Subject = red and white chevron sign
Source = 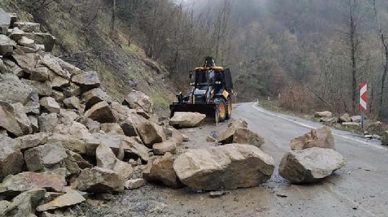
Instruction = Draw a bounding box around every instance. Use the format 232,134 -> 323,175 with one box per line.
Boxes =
359,82 -> 367,112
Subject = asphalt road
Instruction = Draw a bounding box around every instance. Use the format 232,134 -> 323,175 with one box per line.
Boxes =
231,102 -> 388,217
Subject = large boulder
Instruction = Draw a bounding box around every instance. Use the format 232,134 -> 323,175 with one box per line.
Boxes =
217,119 -> 264,147
16,132 -> 48,150
36,188 -> 85,212
111,102 -> 136,123
47,135 -> 85,156
0,74 -> 33,104
38,113 -> 58,133
12,50 -> 39,73
291,126 -> 335,150
0,169 -> 67,195
24,142 -> 68,172
314,111 -> 332,118
0,136 -> 24,181
22,79 -> 52,96
0,104 -> 24,137
82,88 -> 112,110
74,167 -> 126,193
71,71 -> 100,91
96,144 -> 133,180
2,189 -> 46,217
279,147 -> 346,183
63,96 -> 81,110
84,101 -> 116,123
173,144 -> 275,190
120,136 -> 150,162
339,113 -> 352,123
169,112 -> 206,128
120,113 -> 147,137
100,123 -> 124,135
123,90 -> 153,113
153,139 -> 177,155
136,121 -> 166,148
14,22 -> 40,32
0,35 -> 16,56
143,153 -> 183,188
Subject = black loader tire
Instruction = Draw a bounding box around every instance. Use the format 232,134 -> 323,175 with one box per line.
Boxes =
226,96 -> 232,119
215,98 -> 227,123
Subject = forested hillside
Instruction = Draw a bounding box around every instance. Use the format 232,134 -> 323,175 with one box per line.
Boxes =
4,0 -> 388,121
114,0 -> 388,122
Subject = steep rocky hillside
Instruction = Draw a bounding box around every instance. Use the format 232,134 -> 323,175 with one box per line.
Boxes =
1,0 -> 176,114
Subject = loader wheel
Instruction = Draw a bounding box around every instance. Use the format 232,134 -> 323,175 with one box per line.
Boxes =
226,97 -> 232,119
215,98 -> 227,122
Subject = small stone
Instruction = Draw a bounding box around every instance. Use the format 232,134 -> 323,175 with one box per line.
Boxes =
84,101 -> 116,123
125,178 -> 146,190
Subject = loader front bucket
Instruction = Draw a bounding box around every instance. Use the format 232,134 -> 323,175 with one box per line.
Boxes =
170,103 -> 218,120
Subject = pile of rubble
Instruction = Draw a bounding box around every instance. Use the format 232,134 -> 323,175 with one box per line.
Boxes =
144,119 -> 275,191
315,111 -> 388,145
0,10 -> 188,216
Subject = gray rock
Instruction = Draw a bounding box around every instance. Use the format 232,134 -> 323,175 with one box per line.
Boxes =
24,143 -> 68,172
22,79 -> 52,96
96,144 -> 133,179
0,8 -> 11,34
74,167 -> 126,193
0,169 -> 67,195
0,135 -> 23,181
41,54 -> 70,79
0,35 -> 16,56
38,113 -> 58,133
28,115 -> 39,132
18,36 -> 35,48
111,102 -> 136,123
123,90 -> 154,113
14,22 -> 41,32
51,90 -> 66,103
15,132 -> 48,150
174,144 -> 275,190
0,74 -> 33,104
101,123 -> 124,135
40,97 -> 61,113
2,58 -> 23,77
314,111 -> 332,118
85,133 -> 123,156
0,104 -> 24,137
12,49 -> 39,73
136,121 -> 166,148
143,153 -> 182,188
120,113 -> 147,137
2,189 -> 46,217
153,139 -> 177,155
71,71 -> 100,91
47,133 -> 87,155
291,126 -> 335,150
30,66 -> 49,82
120,136 -> 150,162
82,88 -> 112,110
62,83 -> 81,97
279,147 -> 346,183
63,96 -> 81,110
53,121 -> 92,141
36,188 -> 85,212
125,178 -> 146,190
83,118 -> 100,133
339,113 -> 352,123
84,101 -> 116,123
351,115 -> 362,123
9,102 -> 32,135
169,112 -> 206,128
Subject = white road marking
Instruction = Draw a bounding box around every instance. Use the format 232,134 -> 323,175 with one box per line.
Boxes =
251,103 -> 388,151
